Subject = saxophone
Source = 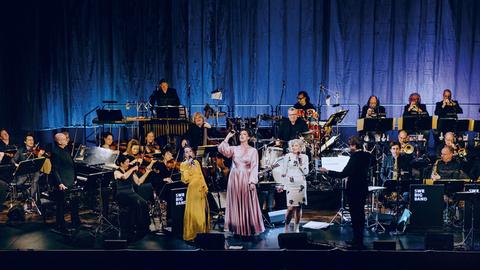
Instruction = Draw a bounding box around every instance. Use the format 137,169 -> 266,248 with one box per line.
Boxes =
431,159 -> 440,180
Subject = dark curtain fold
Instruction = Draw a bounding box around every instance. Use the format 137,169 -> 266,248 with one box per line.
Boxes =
1,0 -> 480,130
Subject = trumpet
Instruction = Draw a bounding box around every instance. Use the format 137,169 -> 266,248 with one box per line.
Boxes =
401,144 -> 415,155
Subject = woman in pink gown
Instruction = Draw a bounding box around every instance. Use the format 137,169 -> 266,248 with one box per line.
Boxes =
218,129 -> 265,236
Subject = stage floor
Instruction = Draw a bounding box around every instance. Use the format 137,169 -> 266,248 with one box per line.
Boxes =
0,207 -> 478,252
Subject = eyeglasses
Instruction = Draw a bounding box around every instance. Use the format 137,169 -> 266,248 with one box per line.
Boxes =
297,96 -> 305,100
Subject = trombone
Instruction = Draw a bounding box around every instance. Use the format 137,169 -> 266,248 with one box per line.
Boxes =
401,144 -> 414,155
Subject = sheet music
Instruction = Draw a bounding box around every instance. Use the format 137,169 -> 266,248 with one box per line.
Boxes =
321,156 -> 350,172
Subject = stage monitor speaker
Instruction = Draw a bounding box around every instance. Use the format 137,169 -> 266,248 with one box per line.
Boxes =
194,233 -> 225,250
170,187 -> 187,235
425,233 -> 453,250
104,239 -> 128,249
268,209 -> 287,224
278,233 -> 309,249
409,184 -> 444,230
373,240 -> 396,250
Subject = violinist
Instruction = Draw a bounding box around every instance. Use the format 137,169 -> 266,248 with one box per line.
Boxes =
144,131 -> 161,154
434,89 -> 463,119
181,112 -> 212,150
114,154 -> 154,239
100,132 -> 115,150
124,139 -> 142,164
13,133 -> 45,205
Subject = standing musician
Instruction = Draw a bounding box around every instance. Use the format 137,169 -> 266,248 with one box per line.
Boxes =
276,139 -> 309,233
277,107 -> 309,146
51,133 -> 81,231
13,134 -> 46,205
181,112 -> 212,150
434,89 -> 463,119
431,145 -> 468,180
179,146 -> 210,241
360,95 -> 386,119
114,154 -> 154,240
149,78 -> 181,118
403,93 -> 429,116
380,142 -> 411,185
320,136 -> 373,249
144,131 -> 161,154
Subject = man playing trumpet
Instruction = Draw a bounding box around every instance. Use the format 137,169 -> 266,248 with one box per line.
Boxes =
434,89 -> 463,119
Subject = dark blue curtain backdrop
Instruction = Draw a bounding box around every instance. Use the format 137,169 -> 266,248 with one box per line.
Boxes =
1,0 -> 479,130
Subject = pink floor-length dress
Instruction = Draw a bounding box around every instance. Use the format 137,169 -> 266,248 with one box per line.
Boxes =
218,141 -> 265,236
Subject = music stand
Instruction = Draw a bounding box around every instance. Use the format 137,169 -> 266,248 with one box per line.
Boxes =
357,118 -> 395,133
433,117 -> 470,133
96,109 -> 124,122
12,157 -> 46,215
324,110 -> 349,128
398,116 -> 432,132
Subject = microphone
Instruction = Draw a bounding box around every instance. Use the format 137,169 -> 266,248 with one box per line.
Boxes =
189,158 -> 195,166
282,80 -> 286,89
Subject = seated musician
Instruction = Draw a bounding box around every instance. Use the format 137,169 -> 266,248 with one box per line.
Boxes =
380,142 -> 412,185
360,95 -> 387,142
277,107 -> 309,146
149,78 -> 181,118
360,95 -> 386,119
114,154 -> 155,239
0,128 -> 15,164
51,133 -> 81,231
181,112 -> 212,150
434,89 -> 463,119
431,146 -> 468,180
144,131 -> 161,154
13,133 -> 45,205
403,93 -> 429,117
435,132 -> 456,157
123,139 -> 142,163
293,91 -> 315,117
100,132 -> 115,150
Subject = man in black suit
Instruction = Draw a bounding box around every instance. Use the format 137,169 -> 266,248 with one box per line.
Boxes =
277,107 -> 309,144
320,136 -> 373,249
149,79 -> 181,118
434,89 -> 463,119
51,133 -> 80,230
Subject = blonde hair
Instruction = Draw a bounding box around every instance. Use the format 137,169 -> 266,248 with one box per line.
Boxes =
125,139 -> 140,155
192,112 -> 205,124
288,139 -> 306,153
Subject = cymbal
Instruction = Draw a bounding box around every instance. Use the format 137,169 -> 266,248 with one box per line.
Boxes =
302,131 -> 315,135
206,111 -> 227,118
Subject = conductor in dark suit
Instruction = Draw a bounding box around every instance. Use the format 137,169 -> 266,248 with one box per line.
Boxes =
320,136 -> 373,249
51,132 -> 80,231
149,79 -> 181,118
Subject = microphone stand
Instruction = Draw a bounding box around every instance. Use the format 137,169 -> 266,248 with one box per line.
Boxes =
186,83 -> 192,119
275,81 -> 287,138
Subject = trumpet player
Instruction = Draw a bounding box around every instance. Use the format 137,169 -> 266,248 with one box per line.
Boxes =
431,146 -> 468,180
434,89 -> 463,119
403,93 -> 429,116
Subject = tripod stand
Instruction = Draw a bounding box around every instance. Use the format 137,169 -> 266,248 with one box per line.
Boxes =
329,178 -> 351,225
89,171 -> 119,238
